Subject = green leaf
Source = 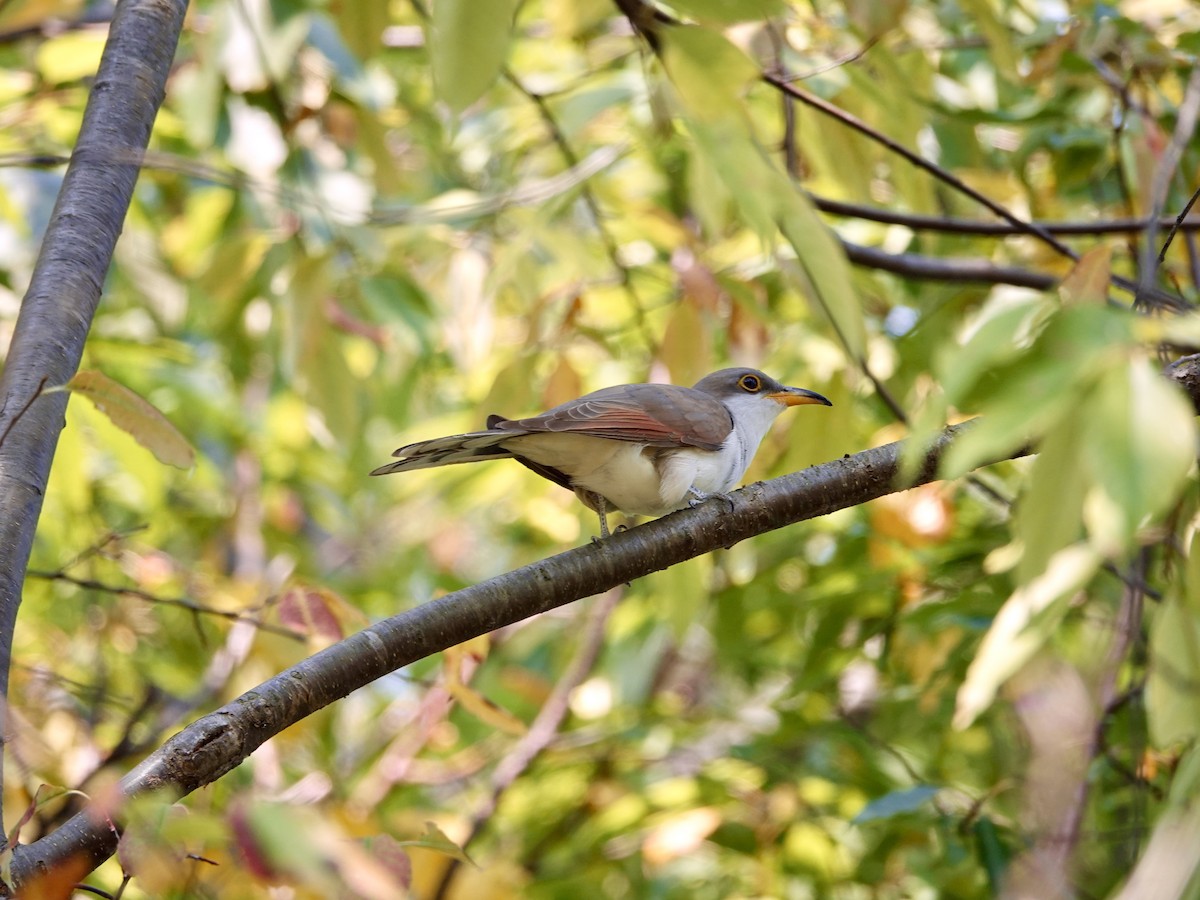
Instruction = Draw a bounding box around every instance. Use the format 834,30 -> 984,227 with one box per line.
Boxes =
668,0 -> 784,24
1147,591 -> 1200,747
959,0 -> 1019,79
954,543 -> 1101,729
936,295 -> 1053,404
1014,406 -> 1088,585
1082,359 -> 1196,554
395,822 -> 476,867
663,27 -> 864,359
662,26 -> 758,121
853,785 -> 940,823
1148,534 -> 1200,746
940,305 -> 1133,478
64,371 -> 195,469
777,198 -> 867,360
429,0 -> 519,112
35,30 -> 103,84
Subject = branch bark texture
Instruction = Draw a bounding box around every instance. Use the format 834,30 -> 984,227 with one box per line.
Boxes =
0,0 -> 187,850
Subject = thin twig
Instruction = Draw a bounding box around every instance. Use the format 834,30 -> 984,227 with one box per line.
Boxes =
763,75 -> 1189,310
0,376 -> 48,449
25,570 -> 301,640
504,70 -> 657,354
763,75 -> 1080,257
1160,186 -> 1200,267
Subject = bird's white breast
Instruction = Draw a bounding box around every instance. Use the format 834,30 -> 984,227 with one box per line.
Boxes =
502,433 -> 673,516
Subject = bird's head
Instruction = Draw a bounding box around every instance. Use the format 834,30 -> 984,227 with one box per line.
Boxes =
693,367 -> 831,409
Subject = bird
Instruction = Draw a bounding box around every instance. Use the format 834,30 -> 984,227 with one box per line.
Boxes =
371,367 -> 832,537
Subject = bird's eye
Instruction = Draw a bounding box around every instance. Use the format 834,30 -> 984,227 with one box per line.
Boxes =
738,374 -> 762,392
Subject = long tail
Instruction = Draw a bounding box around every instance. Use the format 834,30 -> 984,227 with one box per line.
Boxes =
369,430 -> 517,476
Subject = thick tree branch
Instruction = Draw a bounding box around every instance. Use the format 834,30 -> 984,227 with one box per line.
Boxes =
15,364 -> 1200,886
12,421 -> 974,884
0,0 -> 186,854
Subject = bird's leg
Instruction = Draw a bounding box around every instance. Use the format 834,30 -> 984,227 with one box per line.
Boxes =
687,486 -> 736,513
595,495 -> 611,541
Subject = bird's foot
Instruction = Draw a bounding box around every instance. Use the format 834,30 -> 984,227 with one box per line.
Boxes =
688,488 -> 736,513
590,522 -> 628,545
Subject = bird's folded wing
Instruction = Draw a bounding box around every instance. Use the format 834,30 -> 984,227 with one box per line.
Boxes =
494,384 -> 732,451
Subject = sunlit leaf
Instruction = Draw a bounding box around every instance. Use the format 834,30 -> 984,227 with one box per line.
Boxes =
941,305 -> 1133,478
395,822 -> 476,867
63,371 -> 195,469
662,26 -> 758,120
668,0 -> 784,24
429,0 -> 519,112
1082,359 -> 1196,553
1014,407 -> 1088,585
955,543 -> 1102,729
643,808 -> 722,864
35,30 -> 104,83
1148,534 -> 1200,746
778,198 -> 867,360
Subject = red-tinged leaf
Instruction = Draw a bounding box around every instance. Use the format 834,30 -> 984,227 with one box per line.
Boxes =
229,805 -> 279,882
65,370 -> 195,468
277,586 -> 346,643
8,784 -> 82,848
362,834 -> 413,890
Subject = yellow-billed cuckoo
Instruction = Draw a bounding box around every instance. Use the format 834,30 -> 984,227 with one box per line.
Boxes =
371,367 -> 831,536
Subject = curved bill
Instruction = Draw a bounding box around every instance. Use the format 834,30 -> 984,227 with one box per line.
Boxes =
768,387 -> 832,407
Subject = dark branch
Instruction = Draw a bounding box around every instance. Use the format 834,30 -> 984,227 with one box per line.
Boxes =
813,195 -> 1200,237
841,240 -> 1058,290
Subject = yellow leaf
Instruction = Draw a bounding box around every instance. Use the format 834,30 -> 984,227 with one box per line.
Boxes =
1059,245 -> 1111,306
64,371 -> 195,469
445,679 -> 526,736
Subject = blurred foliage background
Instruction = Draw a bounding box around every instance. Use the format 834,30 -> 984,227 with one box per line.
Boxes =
1,0 -> 1200,896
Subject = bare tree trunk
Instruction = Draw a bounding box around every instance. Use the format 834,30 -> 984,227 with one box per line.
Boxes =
0,0 -> 187,853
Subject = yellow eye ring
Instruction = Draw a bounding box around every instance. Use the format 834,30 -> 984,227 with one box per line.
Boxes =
738,374 -> 761,392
